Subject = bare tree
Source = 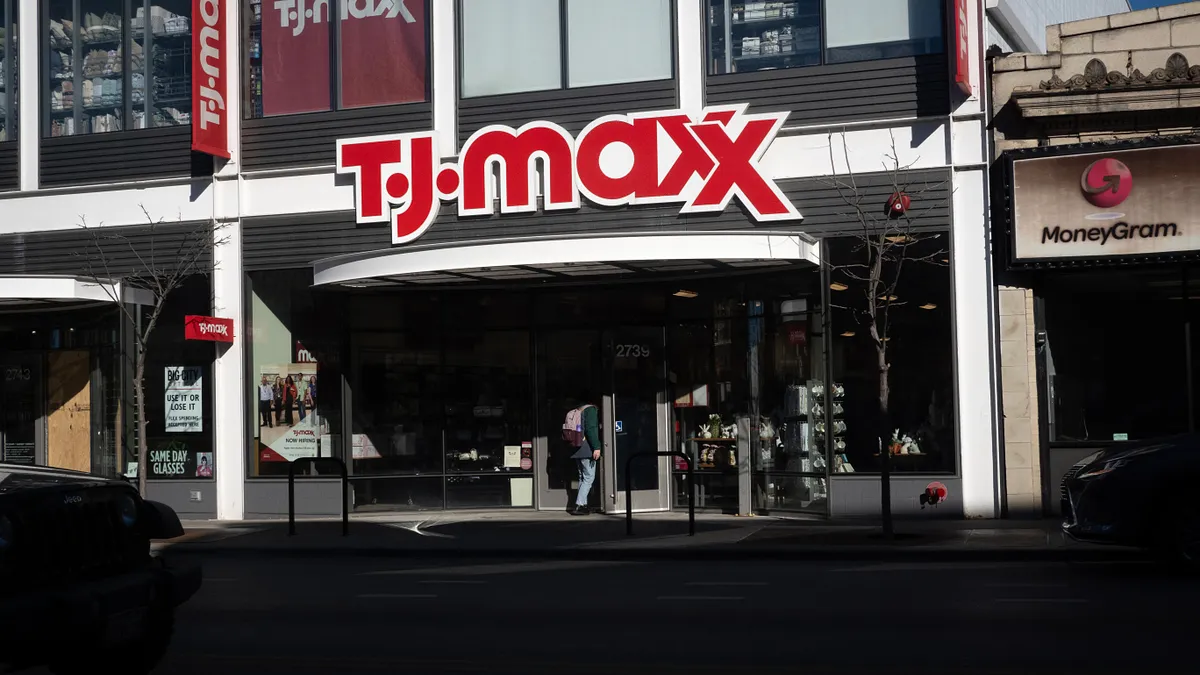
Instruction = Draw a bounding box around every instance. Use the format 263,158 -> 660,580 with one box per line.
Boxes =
76,207 -> 225,495
823,132 -> 950,537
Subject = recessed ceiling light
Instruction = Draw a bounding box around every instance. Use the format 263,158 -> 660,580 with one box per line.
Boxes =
881,337 -> 891,342
885,235 -> 913,243
830,282 -> 848,291
941,258 -> 950,264
840,331 -> 855,337
920,303 -> 937,310
674,290 -> 698,298
879,295 -> 899,302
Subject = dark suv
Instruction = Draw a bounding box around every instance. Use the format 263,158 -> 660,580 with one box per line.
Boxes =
0,463 -> 202,674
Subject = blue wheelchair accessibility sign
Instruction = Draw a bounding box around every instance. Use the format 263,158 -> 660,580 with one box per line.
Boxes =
615,420 -> 624,433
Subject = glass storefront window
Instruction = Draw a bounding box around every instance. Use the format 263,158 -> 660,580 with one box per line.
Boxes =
1040,268 -> 1191,443
824,0 -> 944,64
461,0 -> 672,98
826,234 -> 956,474
707,0 -> 944,75
246,0 -> 429,119
0,1 -> 18,142
248,270 -> 345,477
140,277 -> 216,480
45,0 -> 192,137
666,273 -> 830,514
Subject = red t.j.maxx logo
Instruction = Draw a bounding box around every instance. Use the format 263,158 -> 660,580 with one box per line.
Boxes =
336,104 -> 803,245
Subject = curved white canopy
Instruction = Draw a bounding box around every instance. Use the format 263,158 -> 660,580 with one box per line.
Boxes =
0,275 -> 154,308
313,233 -> 820,287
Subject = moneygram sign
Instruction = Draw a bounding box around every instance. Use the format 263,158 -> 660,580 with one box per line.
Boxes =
336,104 -> 802,245
1011,144 -> 1200,261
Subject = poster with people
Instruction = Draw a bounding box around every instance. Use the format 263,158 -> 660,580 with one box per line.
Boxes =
257,362 -> 327,463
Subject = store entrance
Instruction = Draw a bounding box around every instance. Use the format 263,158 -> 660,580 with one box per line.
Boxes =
536,327 -> 670,513
0,353 -> 42,466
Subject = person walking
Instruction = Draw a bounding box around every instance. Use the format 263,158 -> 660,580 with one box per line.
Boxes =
564,398 -> 602,516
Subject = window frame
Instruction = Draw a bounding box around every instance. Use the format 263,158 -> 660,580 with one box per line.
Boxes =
456,0 -> 678,101
1,0 -> 17,142
242,0 -> 433,121
704,0 -> 947,77
41,0 -> 194,138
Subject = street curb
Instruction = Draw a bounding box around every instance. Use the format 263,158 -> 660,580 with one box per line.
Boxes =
161,544 -> 1147,563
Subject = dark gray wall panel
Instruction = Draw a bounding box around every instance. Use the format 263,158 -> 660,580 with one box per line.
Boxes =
0,141 -> 17,192
830,475 -> 963,519
0,220 -> 213,276
40,127 -> 200,188
706,55 -> 950,127
145,480 -> 217,520
458,80 -> 677,145
243,169 -> 950,270
245,479 -> 343,518
241,103 -> 434,171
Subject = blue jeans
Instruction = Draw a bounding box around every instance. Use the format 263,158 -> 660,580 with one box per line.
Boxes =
575,458 -> 597,507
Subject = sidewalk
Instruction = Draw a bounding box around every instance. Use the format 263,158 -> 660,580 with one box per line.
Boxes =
156,511 -> 1146,562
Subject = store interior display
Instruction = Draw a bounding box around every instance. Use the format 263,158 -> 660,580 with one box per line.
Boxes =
0,10 -> 14,142
708,0 -> 820,75
248,0 -> 262,118
46,2 -> 190,137
137,4 -> 191,127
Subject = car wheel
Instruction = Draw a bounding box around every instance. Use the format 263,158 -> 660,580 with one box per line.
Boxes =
1155,495 -> 1200,573
49,608 -> 175,675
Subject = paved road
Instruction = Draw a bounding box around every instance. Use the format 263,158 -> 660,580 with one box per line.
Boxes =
39,553 -> 1200,674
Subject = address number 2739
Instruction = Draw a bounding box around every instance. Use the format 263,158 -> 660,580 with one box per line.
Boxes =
615,344 -> 651,358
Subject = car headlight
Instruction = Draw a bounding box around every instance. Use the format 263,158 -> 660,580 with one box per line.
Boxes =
116,494 -> 139,527
1079,458 -> 1129,479
0,515 -> 13,549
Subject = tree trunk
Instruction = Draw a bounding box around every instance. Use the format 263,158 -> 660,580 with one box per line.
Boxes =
134,359 -> 148,496
877,343 -> 893,538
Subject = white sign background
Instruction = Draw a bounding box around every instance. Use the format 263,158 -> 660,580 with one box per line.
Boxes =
164,366 -> 203,433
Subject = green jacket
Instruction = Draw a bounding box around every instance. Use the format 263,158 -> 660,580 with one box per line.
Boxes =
572,405 -> 602,459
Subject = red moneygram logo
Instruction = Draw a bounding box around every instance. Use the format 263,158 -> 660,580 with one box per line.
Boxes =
336,104 -> 803,245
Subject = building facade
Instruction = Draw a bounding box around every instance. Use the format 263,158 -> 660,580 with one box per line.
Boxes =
989,1 -> 1200,517
0,0 -> 1115,522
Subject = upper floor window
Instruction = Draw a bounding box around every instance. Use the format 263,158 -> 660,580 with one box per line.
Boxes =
707,0 -> 944,75
45,1 -> 193,137
460,0 -> 673,99
246,0 -> 429,119
0,1 -> 17,142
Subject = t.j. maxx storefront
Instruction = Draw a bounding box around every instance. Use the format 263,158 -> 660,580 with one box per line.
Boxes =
234,103 -> 963,520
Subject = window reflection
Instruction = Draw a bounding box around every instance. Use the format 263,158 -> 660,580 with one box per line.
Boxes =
707,0 -> 945,75
826,234 -> 956,474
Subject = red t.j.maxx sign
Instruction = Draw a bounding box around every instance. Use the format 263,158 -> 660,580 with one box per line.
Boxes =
336,104 -> 803,245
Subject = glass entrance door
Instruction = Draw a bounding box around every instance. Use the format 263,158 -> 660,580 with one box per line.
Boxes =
0,354 -> 41,466
602,327 -> 669,513
536,330 -> 604,511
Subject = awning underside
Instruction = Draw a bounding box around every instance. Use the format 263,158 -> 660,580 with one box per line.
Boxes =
335,259 -> 801,288
314,234 -> 821,289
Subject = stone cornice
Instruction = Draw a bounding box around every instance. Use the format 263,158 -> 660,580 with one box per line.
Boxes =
1040,52 -> 1200,92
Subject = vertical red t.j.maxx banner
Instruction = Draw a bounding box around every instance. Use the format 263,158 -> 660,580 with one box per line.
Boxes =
953,0 -> 972,96
192,0 -> 231,158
